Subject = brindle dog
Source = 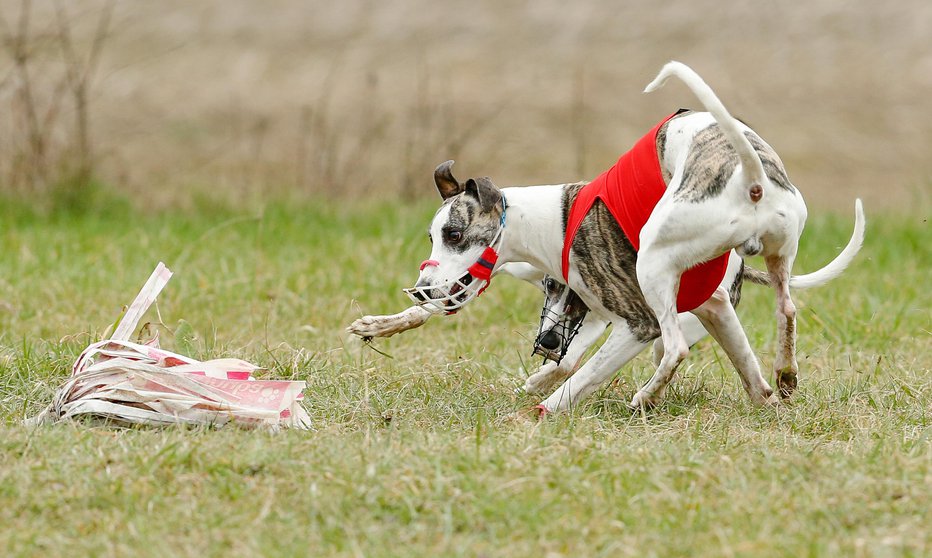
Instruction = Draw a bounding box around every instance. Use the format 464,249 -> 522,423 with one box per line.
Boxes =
352,63 -> 865,414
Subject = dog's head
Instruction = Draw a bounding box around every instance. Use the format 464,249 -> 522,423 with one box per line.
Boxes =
403,161 -> 506,314
533,276 -> 590,363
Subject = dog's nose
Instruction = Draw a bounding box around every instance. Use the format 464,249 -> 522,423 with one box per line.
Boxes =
538,329 -> 561,351
411,278 -> 432,302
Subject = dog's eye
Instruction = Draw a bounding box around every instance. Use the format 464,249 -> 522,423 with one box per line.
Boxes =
545,278 -> 556,291
443,230 -> 463,243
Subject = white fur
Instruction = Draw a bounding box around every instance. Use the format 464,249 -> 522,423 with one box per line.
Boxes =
787,199 -> 865,289
353,63 -> 865,414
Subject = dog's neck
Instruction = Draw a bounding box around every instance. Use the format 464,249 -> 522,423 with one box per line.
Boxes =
497,185 -> 566,278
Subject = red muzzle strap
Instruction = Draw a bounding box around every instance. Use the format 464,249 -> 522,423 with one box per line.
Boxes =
466,247 -> 498,282
466,247 -> 498,296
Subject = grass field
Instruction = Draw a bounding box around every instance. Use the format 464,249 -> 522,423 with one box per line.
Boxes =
1,1 -> 930,555
0,198 -> 929,557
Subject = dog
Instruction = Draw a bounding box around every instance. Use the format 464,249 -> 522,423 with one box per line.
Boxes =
347,259 -> 729,396
357,62 -> 865,414
348,252 -> 842,403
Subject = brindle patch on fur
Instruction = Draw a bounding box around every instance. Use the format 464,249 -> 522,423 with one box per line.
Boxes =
656,121 -> 673,184
561,182 -> 587,234
442,193 -> 503,254
561,184 -> 660,343
676,125 -> 794,203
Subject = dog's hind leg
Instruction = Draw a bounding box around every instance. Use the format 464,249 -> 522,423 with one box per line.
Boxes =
766,253 -> 799,398
651,312 -> 708,368
631,254 -> 689,409
538,325 -> 649,413
691,287 -> 778,405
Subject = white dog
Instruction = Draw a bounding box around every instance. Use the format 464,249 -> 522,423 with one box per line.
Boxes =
356,62 -> 865,414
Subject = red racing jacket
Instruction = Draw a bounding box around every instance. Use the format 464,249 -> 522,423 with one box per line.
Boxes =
561,111 -> 730,313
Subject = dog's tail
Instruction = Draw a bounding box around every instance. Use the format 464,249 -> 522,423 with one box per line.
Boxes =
644,61 -> 766,190
743,199 -> 866,289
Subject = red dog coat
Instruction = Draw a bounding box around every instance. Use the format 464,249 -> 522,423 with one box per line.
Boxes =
561,111 -> 730,313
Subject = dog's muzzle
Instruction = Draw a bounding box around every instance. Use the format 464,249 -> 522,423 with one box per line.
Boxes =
403,247 -> 498,315
533,306 -> 584,364
403,272 -> 485,315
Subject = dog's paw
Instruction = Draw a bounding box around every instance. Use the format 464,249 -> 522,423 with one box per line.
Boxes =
521,375 -> 551,396
347,307 -> 432,339
764,392 -> 783,407
751,386 -> 783,408
346,315 -> 403,339
776,368 -> 798,399
522,363 -> 572,396
513,382 -> 539,396
627,390 -> 661,412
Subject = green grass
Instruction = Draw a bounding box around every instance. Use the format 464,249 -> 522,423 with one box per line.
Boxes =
0,199 -> 929,557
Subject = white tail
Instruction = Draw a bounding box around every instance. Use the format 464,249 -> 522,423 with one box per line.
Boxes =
789,199 -> 866,289
645,61 -> 766,187
742,199 -> 866,289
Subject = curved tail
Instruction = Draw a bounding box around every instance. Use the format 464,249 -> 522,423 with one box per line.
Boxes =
743,199 -> 866,289
645,61 -> 766,187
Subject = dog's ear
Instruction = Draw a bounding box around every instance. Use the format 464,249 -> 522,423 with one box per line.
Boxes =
464,176 -> 501,213
434,160 -> 463,200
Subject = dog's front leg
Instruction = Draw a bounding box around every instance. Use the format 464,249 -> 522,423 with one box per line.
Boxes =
347,306 -> 433,339
523,316 -> 609,395
651,312 -> 708,367
538,325 -> 649,413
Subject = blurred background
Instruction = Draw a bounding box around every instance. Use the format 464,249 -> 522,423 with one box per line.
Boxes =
0,0 -> 929,211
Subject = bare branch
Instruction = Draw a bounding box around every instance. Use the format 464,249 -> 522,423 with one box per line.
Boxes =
83,0 -> 115,85
40,74 -> 70,131
52,0 -> 80,86
52,0 -> 116,184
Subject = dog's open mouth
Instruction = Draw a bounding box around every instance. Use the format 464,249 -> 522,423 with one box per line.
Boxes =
448,274 -> 472,302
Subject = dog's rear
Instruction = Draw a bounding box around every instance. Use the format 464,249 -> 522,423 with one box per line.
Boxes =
632,62 -> 865,406
650,61 -> 865,284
